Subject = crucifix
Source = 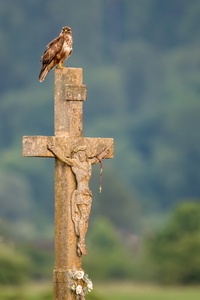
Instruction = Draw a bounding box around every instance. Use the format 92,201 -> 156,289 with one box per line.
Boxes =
22,67 -> 114,300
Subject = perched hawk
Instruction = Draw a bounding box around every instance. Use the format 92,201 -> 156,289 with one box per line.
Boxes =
39,26 -> 73,82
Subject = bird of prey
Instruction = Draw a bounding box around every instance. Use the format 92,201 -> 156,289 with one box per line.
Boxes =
39,26 -> 73,82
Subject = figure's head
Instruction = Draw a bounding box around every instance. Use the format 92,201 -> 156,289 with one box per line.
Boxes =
61,26 -> 72,35
72,145 -> 87,162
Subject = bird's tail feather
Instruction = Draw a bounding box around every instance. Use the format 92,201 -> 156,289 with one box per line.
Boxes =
39,66 -> 49,82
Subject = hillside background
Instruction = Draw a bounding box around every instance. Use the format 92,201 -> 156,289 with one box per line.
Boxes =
0,0 -> 200,287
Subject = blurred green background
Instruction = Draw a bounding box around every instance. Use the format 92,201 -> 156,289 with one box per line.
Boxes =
0,0 -> 200,299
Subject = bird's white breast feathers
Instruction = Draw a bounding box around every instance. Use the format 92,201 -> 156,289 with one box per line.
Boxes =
63,39 -> 72,54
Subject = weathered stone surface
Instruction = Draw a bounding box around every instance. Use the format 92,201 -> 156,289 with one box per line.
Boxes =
64,85 -> 87,101
23,136 -> 114,158
54,67 -> 86,137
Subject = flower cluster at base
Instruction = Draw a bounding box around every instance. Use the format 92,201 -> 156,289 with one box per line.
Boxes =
69,269 -> 93,300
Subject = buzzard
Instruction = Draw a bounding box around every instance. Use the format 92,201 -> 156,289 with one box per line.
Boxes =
39,26 -> 73,82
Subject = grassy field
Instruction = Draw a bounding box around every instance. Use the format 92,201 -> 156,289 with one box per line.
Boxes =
1,282 -> 200,300
97,282 -> 200,300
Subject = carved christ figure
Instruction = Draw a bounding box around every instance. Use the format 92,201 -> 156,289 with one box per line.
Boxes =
48,142 -> 109,256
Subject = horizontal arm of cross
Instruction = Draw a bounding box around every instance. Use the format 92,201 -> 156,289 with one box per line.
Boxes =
22,136 -> 114,159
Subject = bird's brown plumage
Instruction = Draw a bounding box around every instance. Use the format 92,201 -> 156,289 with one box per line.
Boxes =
39,26 -> 73,82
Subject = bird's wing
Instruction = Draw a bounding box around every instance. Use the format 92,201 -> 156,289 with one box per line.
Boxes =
41,36 -> 64,64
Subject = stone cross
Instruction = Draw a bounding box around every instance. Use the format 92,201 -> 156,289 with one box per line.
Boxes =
22,67 -> 114,300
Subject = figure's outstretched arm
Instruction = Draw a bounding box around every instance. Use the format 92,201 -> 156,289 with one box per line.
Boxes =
90,148 -> 110,165
47,142 -> 74,166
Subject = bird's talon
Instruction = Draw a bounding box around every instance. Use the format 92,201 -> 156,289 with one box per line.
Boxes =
58,62 -> 63,69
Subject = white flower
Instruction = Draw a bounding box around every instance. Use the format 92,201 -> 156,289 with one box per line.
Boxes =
76,285 -> 83,295
87,281 -> 93,292
83,273 -> 90,283
73,270 -> 85,280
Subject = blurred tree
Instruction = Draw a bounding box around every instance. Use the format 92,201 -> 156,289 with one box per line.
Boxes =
0,171 -> 35,222
147,201 -> 200,284
0,240 -> 31,284
83,218 -> 134,280
21,241 -> 53,280
90,167 -> 141,232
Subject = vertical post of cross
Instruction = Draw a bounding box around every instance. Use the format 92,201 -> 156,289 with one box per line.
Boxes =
53,68 -> 87,299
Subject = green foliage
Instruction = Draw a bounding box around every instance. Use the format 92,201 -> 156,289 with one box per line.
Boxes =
21,242 -> 54,280
147,201 -> 200,284
0,171 -> 35,221
0,238 -> 54,285
90,167 -> 141,231
0,241 -> 31,284
83,218 -> 134,280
